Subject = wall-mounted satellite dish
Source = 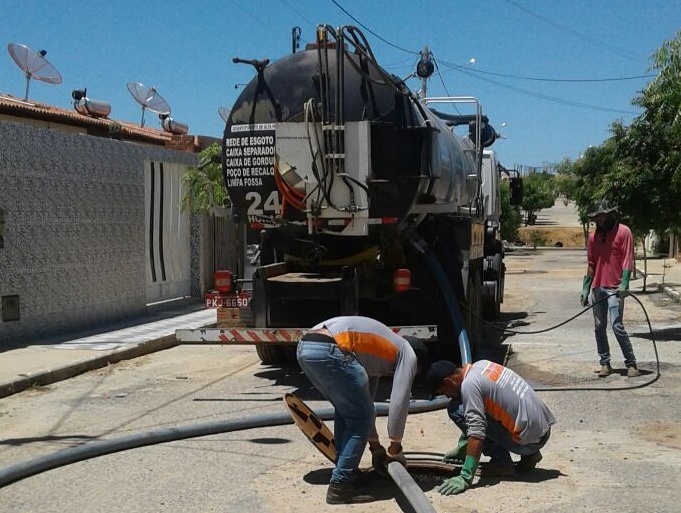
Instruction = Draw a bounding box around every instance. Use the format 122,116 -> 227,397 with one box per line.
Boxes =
7,43 -> 63,100
218,106 -> 231,123
72,88 -> 112,118
126,82 -> 171,127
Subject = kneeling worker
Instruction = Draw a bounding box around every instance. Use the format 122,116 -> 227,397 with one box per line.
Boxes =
427,359 -> 556,496
297,316 -> 429,505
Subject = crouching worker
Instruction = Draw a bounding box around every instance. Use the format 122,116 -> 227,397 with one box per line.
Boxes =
297,316 -> 429,505
427,359 -> 556,496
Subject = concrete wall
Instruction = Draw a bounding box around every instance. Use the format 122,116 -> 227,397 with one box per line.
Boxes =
0,121 -> 198,345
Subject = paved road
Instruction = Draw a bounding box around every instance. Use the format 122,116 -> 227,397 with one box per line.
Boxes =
1,249 -> 679,513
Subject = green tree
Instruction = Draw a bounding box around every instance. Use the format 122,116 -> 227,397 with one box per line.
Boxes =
499,180 -> 522,241
571,142 -> 618,224
180,143 -> 229,214
520,172 -> 555,225
609,29 -> 681,235
553,158 -> 579,204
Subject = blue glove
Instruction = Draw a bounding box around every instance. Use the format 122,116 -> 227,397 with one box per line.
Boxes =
437,455 -> 478,495
580,275 -> 593,307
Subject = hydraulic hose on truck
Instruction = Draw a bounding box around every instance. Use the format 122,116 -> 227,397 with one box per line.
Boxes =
409,234 -> 472,365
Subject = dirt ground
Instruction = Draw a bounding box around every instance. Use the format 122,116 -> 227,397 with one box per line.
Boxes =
517,226 -> 585,248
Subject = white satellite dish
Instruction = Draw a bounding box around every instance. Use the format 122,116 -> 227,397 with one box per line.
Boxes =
126,82 -> 171,127
7,43 -> 63,100
218,106 -> 231,123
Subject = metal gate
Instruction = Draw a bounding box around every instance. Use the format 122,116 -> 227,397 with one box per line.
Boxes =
145,160 -> 191,304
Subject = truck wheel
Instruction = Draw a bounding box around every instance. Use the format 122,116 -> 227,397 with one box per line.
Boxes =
256,344 -> 284,365
281,345 -> 300,367
482,293 -> 500,319
482,253 -> 502,319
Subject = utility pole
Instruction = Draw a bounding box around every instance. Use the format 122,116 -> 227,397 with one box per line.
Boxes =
416,47 -> 434,100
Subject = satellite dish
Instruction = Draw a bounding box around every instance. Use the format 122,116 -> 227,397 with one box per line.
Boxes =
7,43 -> 63,100
126,82 -> 171,127
218,106 -> 231,123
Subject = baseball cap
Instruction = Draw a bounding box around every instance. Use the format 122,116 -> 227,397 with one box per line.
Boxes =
426,360 -> 457,398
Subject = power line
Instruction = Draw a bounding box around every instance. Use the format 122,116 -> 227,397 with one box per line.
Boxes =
278,0 -> 316,27
445,63 -> 656,83
439,60 -> 640,115
499,0 -> 644,62
328,0 -> 419,55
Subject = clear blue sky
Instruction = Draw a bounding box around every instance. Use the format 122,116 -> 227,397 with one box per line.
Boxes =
1,1 -> 679,168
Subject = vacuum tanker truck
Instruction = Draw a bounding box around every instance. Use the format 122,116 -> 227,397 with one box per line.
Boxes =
177,25 -> 516,365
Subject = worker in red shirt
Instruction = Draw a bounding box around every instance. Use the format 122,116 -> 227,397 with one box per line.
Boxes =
580,200 -> 640,377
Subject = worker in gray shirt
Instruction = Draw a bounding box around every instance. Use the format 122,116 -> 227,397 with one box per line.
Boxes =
427,359 -> 556,495
297,316 -> 430,504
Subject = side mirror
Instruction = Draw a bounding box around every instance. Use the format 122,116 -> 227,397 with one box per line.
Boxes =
509,177 -> 523,206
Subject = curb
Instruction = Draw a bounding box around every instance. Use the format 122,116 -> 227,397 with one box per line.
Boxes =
636,266 -> 680,303
0,335 -> 180,399
660,284 -> 681,303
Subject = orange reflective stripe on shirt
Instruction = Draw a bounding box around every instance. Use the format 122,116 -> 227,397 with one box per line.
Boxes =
483,397 -> 522,443
334,331 -> 399,362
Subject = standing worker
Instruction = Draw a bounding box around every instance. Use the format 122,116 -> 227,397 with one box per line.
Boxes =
296,316 -> 429,505
580,200 -> 640,377
426,359 -> 556,496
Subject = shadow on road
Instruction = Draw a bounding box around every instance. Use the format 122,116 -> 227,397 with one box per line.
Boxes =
631,326 -> 681,342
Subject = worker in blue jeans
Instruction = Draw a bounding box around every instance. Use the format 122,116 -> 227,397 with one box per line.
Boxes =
296,316 -> 429,505
591,287 -> 637,372
581,200 -> 639,377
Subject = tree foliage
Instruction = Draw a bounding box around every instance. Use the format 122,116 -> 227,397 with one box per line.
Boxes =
520,172 -> 555,224
499,180 -> 522,241
609,29 -> 681,235
180,143 -> 229,214
552,158 -> 579,201
551,31 -> 681,239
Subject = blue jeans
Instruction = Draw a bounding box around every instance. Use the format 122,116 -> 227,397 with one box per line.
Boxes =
447,401 -> 549,462
591,287 -> 636,367
297,340 -> 375,483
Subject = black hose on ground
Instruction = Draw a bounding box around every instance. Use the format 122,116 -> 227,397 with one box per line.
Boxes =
0,398 -> 449,489
469,290 -> 662,392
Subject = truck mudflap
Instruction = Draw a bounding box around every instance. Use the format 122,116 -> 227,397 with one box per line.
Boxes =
175,325 -> 438,344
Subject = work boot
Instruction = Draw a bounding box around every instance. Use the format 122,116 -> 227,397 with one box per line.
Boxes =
516,451 -> 543,473
627,366 -> 641,377
477,461 -> 516,477
326,480 -> 376,505
477,454 -> 515,477
598,364 -> 613,377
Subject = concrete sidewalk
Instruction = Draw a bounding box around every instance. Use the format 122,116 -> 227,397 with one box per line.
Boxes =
0,303 -> 216,399
0,255 -> 678,400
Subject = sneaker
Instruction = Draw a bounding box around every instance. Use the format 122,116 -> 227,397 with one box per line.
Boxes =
326,480 -> 376,505
516,451 -> 543,473
627,366 -> 641,378
598,364 -> 613,377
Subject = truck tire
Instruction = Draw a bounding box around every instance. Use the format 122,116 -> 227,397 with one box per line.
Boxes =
482,291 -> 500,319
482,253 -> 502,319
255,344 -> 284,365
281,345 -> 300,367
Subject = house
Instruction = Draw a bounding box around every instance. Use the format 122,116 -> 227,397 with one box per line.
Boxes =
0,92 -> 221,345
